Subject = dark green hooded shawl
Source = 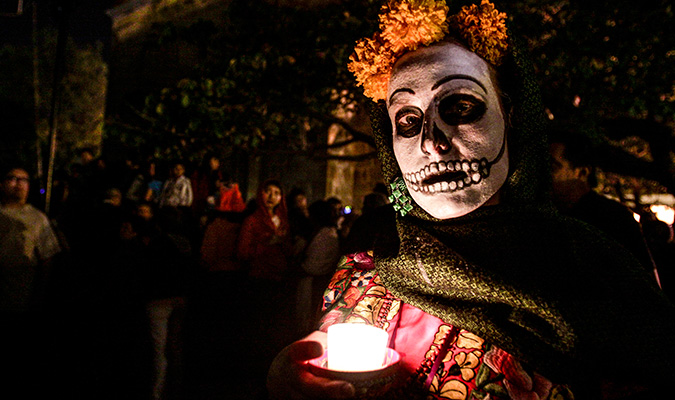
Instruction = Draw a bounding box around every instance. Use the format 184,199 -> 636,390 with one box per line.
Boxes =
369,27 -> 675,386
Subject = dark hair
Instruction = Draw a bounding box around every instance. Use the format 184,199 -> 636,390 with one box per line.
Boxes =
309,200 -> 336,228
549,122 -> 599,188
326,197 -> 342,206
287,187 -> 306,207
0,164 -> 29,179
264,179 -> 282,191
363,192 -> 389,213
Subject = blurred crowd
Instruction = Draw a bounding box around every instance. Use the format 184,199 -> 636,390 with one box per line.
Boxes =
1,146 -> 394,400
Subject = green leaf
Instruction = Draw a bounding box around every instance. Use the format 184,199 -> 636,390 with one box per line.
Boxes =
483,383 -> 508,397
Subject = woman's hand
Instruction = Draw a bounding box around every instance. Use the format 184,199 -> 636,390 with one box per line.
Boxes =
267,331 -> 355,399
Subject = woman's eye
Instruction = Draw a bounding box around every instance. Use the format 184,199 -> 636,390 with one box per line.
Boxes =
438,94 -> 486,126
395,107 -> 423,138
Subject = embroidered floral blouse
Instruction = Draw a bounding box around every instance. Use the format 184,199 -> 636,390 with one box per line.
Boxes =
318,252 -> 574,400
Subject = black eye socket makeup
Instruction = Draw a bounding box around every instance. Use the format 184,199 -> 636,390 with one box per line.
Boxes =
395,106 -> 424,138
438,94 -> 486,126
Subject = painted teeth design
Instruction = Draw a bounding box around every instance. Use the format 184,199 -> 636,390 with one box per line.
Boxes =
403,158 -> 491,193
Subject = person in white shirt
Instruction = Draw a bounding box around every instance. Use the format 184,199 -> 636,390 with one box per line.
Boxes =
158,162 -> 193,208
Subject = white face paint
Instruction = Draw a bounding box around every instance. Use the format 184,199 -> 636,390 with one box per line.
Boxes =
387,42 -> 509,219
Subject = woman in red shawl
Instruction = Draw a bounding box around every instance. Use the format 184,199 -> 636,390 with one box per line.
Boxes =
237,179 -> 295,380
237,179 -> 291,281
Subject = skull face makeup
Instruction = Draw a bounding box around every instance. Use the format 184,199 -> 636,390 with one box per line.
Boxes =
387,42 -> 509,219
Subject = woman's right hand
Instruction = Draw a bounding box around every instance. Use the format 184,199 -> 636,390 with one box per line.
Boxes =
267,330 -> 356,399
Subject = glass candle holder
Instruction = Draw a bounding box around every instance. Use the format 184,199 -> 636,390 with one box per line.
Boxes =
307,323 -> 401,398
326,323 -> 389,371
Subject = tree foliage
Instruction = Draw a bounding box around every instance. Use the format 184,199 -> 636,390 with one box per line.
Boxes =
0,27 -> 107,168
107,0 -> 675,196
110,0 -> 380,162
510,0 -> 675,197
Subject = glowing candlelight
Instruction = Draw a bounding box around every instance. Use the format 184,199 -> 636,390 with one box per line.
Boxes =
326,323 -> 389,372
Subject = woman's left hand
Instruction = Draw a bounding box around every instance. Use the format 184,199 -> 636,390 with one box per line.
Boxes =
267,331 -> 356,399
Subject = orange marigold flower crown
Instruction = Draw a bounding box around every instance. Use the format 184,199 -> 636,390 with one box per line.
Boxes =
348,0 -> 509,102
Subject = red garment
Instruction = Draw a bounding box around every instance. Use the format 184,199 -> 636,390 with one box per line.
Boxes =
217,183 -> 246,213
236,181 -> 291,281
318,252 -> 574,400
200,217 -> 242,272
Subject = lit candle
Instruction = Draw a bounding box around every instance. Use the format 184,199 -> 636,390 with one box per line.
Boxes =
326,323 -> 389,371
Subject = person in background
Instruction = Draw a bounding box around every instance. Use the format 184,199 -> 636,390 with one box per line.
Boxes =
190,153 -> 223,224
295,200 -> 341,336
237,179 -> 291,283
267,1 -> 675,399
215,177 -> 246,214
326,197 -> 347,242
97,187 -> 126,254
549,124 -> 660,282
287,187 -> 313,265
126,159 -> 162,205
0,165 -> 62,311
142,207 -> 194,400
158,161 -> 193,209
201,182 -> 248,275
236,179 -> 293,394
135,201 -> 156,222
158,161 -> 195,244
0,164 -> 62,397
341,189 -> 394,254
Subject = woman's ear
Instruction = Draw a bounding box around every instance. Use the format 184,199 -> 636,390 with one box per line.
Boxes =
501,92 -> 513,129
576,166 -> 591,182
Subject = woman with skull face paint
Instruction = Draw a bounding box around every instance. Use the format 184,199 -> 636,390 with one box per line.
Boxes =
267,1 -> 675,399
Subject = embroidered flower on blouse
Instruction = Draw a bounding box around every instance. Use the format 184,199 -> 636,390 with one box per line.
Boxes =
435,378 -> 468,400
456,331 -> 485,350
453,350 -> 482,381
353,251 -> 376,268
350,270 -> 375,287
342,286 -> 362,308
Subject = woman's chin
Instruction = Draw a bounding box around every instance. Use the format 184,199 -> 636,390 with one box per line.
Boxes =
412,190 -> 487,220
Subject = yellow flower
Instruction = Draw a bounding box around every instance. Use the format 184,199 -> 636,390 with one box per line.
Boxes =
449,0 -> 509,66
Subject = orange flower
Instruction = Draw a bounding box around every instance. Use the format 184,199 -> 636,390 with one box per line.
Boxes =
449,0 -> 509,66
379,0 -> 449,54
348,0 -> 509,102
348,33 -> 394,101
